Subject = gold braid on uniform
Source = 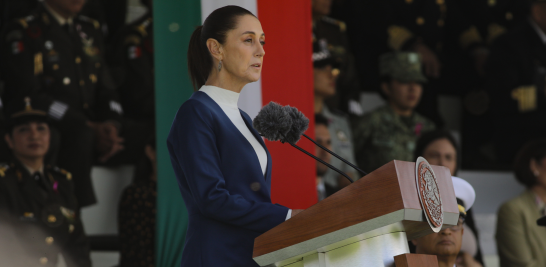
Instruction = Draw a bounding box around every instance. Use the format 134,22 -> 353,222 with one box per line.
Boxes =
459,26 -> 482,49
458,204 -> 467,217
487,23 -> 506,45
388,26 -> 414,51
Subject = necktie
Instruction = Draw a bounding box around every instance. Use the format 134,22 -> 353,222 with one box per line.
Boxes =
33,172 -> 50,192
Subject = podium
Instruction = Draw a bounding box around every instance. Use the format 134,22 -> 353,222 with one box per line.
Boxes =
253,160 -> 459,267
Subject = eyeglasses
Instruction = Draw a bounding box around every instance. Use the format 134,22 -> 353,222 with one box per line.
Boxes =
444,217 -> 465,232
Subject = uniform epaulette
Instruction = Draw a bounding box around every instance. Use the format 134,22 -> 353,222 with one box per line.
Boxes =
51,166 -> 72,180
16,15 -> 36,29
0,163 -> 10,177
78,15 -> 100,30
134,17 -> 152,37
321,16 -> 346,32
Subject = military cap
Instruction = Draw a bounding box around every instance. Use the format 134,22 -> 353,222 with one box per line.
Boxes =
5,96 -> 50,129
451,176 -> 476,218
312,38 -> 337,68
379,52 -> 427,83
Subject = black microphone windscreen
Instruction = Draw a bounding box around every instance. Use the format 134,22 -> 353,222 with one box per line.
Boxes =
253,102 -> 293,142
283,106 -> 309,144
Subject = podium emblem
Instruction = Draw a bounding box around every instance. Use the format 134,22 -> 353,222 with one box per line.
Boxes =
415,157 -> 443,232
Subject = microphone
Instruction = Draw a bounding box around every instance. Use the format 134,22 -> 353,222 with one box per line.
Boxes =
283,105 -> 367,177
253,102 -> 365,184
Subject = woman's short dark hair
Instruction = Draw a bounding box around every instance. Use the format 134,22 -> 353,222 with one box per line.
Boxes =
413,130 -> 459,173
187,6 -> 256,91
514,139 -> 546,188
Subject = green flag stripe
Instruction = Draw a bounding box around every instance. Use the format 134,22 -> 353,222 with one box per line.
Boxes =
154,0 -> 201,266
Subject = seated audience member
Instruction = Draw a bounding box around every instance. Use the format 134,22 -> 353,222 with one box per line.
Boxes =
118,136 -> 157,267
414,130 -> 484,266
412,177 -> 477,267
110,0 -> 154,123
312,0 -> 360,114
313,38 -> 358,196
0,96 -> 91,267
496,139 -> 546,267
352,52 -> 435,172
484,0 -> 546,167
314,114 -> 332,201
0,0 -> 152,207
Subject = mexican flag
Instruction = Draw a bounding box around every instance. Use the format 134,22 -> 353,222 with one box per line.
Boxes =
154,0 -> 317,266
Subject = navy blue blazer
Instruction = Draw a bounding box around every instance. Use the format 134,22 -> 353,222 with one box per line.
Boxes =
167,91 -> 289,267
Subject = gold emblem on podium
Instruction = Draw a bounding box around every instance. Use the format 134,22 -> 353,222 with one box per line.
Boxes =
415,157 -> 443,232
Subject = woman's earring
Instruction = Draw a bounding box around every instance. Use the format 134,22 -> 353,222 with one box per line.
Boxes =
218,60 -> 222,72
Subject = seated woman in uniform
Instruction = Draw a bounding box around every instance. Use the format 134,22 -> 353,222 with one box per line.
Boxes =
0,96 -> 91,267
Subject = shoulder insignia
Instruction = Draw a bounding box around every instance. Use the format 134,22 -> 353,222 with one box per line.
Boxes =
124,34 -> 141,46
78,15 -> 100,29
42,13 -> 50,25
387,25 -> 414,50
16,15 -> 36,29
0,163 -> 9,177
52,166 -> 72,180
459,26 -> 483,49
136,24 -> 148,37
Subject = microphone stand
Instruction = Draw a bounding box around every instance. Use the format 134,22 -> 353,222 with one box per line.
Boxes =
276,133 -> 354,184
302,133 -> 368,176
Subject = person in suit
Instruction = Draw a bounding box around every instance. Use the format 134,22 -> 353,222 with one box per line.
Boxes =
484,0 -> 546,167
167,6 -> 302,267
0,96 -> 91,267
496,139 -> 546,267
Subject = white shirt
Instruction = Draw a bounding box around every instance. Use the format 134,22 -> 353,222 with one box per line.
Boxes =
199,85 -> 292,220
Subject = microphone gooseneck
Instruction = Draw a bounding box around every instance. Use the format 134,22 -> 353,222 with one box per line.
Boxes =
287,141 -> 354,183
302,133 -> 368,176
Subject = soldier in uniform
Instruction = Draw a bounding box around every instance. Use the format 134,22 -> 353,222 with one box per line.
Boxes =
0,0 -> 149,207
484,0 -> 546,167
351,52 -> 435,173
0,96 -> 91,267
313,38 -> 359,196
110,0 -> 154,122
383,0 -> 485,127
312,0 -> 361,115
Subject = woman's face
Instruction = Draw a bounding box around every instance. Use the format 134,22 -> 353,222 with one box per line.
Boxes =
531,157 -> 546,189
314,65 -> 336,98
423,138 -> 457,175
221,15 -> 265,84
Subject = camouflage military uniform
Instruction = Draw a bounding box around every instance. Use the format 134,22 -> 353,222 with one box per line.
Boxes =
321,106 -> 358,191
351,105 -> 435,172
0,161 -> 91,267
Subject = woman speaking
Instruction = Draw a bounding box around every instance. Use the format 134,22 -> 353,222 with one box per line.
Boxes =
167,5 -> 301,267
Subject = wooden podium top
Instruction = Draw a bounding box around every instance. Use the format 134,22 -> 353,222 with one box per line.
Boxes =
253,160 -> 458,266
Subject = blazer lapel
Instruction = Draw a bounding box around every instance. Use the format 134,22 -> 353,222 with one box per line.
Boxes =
240,110 -> 271,181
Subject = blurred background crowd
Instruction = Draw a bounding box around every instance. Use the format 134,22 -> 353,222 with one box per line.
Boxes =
0,0 -> 545,266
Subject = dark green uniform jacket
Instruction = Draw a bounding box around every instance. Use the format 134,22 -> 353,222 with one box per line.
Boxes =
0,160 -> 90,267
